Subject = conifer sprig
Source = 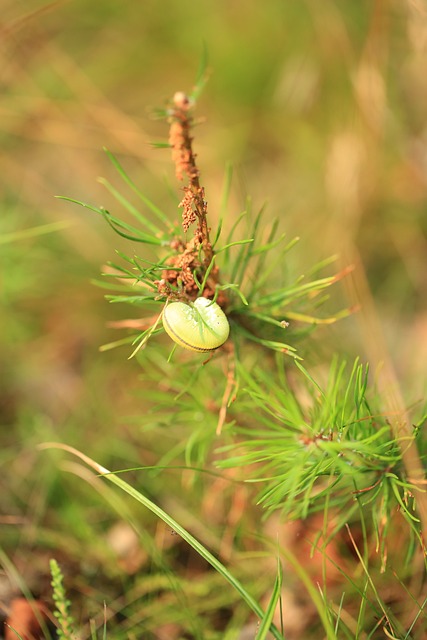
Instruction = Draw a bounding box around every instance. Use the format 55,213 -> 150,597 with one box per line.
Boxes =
56,54 -> 355,367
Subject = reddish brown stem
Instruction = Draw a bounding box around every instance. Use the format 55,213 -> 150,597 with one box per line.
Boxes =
168,92 -> 214,270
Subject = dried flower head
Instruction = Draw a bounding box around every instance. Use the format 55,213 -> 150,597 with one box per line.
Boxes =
179,187 -> 197,232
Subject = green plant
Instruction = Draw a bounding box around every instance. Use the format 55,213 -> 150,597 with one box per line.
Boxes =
50,559 -> 76,640
51,76 -> 427,639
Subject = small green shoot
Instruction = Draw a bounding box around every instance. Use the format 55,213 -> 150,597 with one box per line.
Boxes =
50,558 -> 76,640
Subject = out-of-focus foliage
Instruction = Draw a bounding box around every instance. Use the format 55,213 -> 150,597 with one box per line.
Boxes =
1,1 -> 426,638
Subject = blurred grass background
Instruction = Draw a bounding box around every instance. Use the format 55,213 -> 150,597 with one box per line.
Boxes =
1,0 -> 427,638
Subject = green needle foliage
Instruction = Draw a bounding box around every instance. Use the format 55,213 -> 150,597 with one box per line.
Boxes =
56,78 -> 427,639
59,146 -> 353,388
58,73 -> 352,370
219,358 -> 416,531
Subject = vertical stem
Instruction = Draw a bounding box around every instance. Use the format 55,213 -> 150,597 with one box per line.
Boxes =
169,92 -> 214,269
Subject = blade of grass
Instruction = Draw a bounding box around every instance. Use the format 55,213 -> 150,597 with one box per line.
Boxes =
4,625 -> 25,640
39,443 -> 285,640
254,534 -> 337,640
255,560 -> 283,640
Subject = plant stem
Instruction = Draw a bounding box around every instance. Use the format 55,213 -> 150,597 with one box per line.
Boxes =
168,92 -> 214,270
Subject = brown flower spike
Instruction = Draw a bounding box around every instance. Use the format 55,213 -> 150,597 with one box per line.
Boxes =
160,91 -> 223,304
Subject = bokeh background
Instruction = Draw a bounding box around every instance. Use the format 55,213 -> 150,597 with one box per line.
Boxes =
1,1 -> 426,638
